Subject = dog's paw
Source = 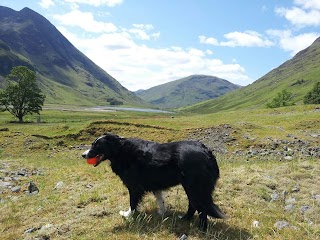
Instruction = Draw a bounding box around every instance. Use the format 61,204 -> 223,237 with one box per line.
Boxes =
157,208 -> 166,216
119,208 -> 134,218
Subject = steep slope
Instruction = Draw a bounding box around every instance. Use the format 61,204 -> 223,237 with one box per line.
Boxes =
0,6 -> 144,106
136,75 -> 240,109
183,37 -> 320,113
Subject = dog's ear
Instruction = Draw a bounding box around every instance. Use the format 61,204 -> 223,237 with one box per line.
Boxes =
103,133 -> 124,141
103,132 -> 119,139
103,133 -> 123,147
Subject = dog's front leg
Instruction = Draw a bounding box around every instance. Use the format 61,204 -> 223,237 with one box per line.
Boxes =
119,207 -> 134,218
119,189 -> 143,218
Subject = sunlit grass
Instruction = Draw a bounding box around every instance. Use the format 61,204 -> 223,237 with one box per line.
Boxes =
0,105 -> 319,239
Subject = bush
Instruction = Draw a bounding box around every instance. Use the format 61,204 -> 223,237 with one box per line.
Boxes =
304,82 -> 320,104
107,97 -> 123,106
266,90 -> 294,108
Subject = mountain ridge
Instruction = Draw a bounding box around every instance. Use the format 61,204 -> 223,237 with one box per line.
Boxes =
136,74 -> 240,109
0,6 -> 145,106
183,36 -> 320,113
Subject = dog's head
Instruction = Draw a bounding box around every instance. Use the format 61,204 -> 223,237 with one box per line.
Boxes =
82,133 -> 122,167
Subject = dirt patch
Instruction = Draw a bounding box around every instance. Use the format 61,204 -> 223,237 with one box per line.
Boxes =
187,124 -> 236,154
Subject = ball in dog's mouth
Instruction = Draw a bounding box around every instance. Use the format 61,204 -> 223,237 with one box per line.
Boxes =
86,155 -> 104,167
86,157 -> 98,165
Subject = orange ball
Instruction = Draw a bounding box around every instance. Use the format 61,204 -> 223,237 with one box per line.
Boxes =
87,157 -> 98,165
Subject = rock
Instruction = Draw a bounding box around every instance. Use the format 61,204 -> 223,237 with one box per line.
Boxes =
54,181 -> 64,190
312,194 -> 320,200
11,186 -> 21,193
24,227 -> 40,234
17,169 -> 27,176
274,220 -> 290,230
281,190 -> 288,199
40,223 -> 53,231
271,192 -> 279,201
284,156 -> 293,160
284,204 -> 295,212
0,181 -> 13,188
285,197 -> 296,204
38,223 -> 55,237
252,220 -> 260,228
3,177 -> 12,182
291,185 -> 300,193
300,205 -> 311,213
178,234 -> 188,240
28,181 -> 39,193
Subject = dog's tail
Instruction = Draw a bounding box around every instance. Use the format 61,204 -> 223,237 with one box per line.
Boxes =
208,203 -> 228,219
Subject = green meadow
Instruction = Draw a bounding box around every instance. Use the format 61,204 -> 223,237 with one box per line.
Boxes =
0,105 -> 319,239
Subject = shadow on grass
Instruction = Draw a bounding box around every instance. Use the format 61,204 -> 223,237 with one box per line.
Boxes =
111,210 -> 251,240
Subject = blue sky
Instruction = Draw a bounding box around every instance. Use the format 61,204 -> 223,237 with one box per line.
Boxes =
1,0 -> 319,91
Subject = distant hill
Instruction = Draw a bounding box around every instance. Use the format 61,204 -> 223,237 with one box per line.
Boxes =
135,75 -> 240,109
183,36 -> 320,113
0,6 -> 145,106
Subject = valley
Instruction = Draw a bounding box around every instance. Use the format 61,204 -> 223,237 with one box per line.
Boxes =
0,4 -> 320,240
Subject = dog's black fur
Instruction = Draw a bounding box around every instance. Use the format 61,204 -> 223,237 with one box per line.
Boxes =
82,133 -> 226,230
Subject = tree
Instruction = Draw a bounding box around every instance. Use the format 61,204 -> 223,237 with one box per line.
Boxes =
304,82 -> 320,104
266,89 -> 294,108
0,66 -> 45,123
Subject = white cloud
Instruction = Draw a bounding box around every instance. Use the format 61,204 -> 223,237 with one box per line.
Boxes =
294,0 -> 320,10
220,31 -> 274,47
53,10 -> 117,33
39,0 -> 55,8
276,7 -> 320,27
267,29 -> 319,56
132,24 -> 154,31
199,35 -> 219,45
58,27 -> 250,90
54,10 -> 160,41
206,49 -> 213,55
127,24 -> 160,40
63,0 -> 123,7
199,31 -> 274,48
275,0 -> 320,27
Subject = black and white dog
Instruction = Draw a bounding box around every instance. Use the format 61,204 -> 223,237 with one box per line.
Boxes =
82,133 -> 226,230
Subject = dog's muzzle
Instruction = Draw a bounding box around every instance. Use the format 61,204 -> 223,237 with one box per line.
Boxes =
82,149 -> 90,159
82,150 -> 105,167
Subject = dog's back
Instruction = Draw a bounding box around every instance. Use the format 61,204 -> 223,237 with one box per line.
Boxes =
113,139 -> 219,192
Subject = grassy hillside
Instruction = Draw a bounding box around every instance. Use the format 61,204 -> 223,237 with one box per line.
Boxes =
136,75 -> 239,109
0,105 -> 319,239
0,6 -> 145,107
183,37 -> 320,114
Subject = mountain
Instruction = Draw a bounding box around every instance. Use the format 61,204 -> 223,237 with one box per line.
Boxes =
135,75 -> 240,109
183,37 -> 320,113
0,6 -> 144,106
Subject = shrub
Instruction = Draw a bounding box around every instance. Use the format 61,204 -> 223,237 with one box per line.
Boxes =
266,89 -> 294,108
304,82 -> 320,104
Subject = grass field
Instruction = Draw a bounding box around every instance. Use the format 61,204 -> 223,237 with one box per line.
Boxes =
0,105 -> 319,239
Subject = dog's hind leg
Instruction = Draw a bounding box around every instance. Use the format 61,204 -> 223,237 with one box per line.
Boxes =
199,212 -> 208,231
153,191 -> 166,215
179,202 -> 196,220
